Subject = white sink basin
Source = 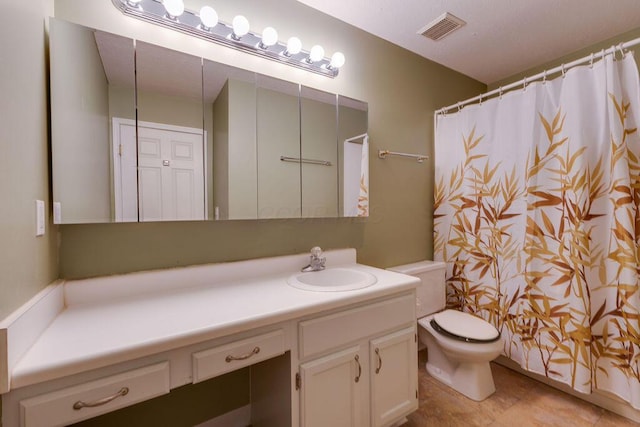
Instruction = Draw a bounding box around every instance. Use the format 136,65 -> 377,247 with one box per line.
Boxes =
287,267 -> 377,292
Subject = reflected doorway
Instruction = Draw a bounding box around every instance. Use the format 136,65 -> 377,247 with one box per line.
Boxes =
112,118 -> 207,222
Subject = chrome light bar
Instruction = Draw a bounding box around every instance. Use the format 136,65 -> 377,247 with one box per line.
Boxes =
111,0 -> 343,78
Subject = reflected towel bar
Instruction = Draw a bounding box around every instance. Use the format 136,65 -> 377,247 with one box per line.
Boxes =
280,156 -> 332,166
378,150 -> 428,163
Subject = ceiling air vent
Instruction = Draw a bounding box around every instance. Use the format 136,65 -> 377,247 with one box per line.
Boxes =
418,12 -> 466,41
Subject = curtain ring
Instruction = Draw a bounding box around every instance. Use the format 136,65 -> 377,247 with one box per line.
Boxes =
589,53 -> 594,68
561,63 -> 566,78
618,43 -> 626,59
499,86 -> 503,99
457,102 -> 461,112
542,70 -> 547,85
479,93 -> 483,106
523,77 -> 527,91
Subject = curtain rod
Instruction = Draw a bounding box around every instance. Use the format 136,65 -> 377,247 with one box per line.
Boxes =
436,36 -> 640,115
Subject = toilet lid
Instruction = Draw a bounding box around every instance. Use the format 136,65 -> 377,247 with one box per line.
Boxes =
431,310 -> 500,343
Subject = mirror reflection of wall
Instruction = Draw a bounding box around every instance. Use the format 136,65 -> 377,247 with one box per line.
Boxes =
51,19 -> 135,224
205,60 -> 257,220
339,96 -> 369,217
50,19 -> 368,224
257,75 -> 301,219
301,86 -> 338,218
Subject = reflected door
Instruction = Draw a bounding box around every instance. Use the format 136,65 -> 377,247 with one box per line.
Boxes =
115,120 -> 205,221
138,124 -> 205,221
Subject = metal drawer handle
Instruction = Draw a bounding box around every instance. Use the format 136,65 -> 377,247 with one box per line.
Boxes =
225,346 -> 260,362
375,348 -> 383,374
73,387 -> 129,410
354,354 -> 361,383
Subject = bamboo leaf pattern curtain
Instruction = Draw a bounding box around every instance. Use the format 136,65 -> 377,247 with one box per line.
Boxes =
434,54 -> 640,407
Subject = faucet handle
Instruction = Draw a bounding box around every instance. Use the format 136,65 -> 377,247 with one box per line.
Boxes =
310,246 -> 323,257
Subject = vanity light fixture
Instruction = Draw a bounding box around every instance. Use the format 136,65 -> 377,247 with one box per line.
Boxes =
111,0 -> 345,77
198,6 -> 218,30
329,52 -> 346,70
260,27 -> 278,49
284,36 -> 302,56
163,0 -> 185,19
307,45 -> 325,63
231,15 -> 250,40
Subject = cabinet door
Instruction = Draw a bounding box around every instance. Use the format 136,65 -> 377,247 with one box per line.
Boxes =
299,346 -> 363,427
370,327 -> 418,427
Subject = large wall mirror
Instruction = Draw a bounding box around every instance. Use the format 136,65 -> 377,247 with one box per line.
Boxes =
50,18 -> 368,224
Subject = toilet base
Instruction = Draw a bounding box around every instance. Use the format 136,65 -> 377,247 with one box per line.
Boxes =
426,360 -> 496,401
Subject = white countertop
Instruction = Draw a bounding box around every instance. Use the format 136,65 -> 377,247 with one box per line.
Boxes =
9,250 -> 419,390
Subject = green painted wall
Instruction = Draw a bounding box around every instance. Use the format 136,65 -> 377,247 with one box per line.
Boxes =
53,0 -> 485,279
0,1 -> 58,320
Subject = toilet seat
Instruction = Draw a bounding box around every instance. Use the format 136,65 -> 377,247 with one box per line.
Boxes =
430,309 -> 500,343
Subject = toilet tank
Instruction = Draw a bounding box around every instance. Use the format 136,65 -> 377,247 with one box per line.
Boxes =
388,261 -> 447,318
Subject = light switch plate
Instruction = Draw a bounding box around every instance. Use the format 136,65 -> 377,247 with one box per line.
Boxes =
36,200 -> 45,236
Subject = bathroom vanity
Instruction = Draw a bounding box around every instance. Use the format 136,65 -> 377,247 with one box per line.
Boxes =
0,249 -> 419,426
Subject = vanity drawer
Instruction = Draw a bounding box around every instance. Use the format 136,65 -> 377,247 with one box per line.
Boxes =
192,329 -> 285,383
299,293 -> 415,359
20,362 -> 170,427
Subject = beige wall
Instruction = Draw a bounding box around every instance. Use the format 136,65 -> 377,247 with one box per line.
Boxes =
0,1 -> 58,319
53,0 -> 485,279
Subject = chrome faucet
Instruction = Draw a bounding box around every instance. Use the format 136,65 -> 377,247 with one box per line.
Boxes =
301,246 -> 326,272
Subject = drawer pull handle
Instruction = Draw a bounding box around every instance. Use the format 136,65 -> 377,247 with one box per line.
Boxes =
375,348 -> 383,374
354,354 -> 361,383
225,346 -> 260,362
72,387 -> 129,410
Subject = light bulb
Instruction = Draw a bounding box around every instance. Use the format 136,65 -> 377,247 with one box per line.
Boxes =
199,6 -> 218,29
126,0 -> 142,7
329,52 -> 345,69
232,15 -> 250,39
163,0 -> 184,18
260,27 -> 278,48
285,37 -> 302,56
309,45 -> 325,63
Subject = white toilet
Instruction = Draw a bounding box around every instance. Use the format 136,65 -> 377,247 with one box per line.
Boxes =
389,260 -> 503,401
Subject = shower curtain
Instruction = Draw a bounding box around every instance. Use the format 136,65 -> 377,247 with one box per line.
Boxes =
433,54 -> 640,407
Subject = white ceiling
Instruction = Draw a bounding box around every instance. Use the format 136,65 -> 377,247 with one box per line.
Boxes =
296,0 -> 640,84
